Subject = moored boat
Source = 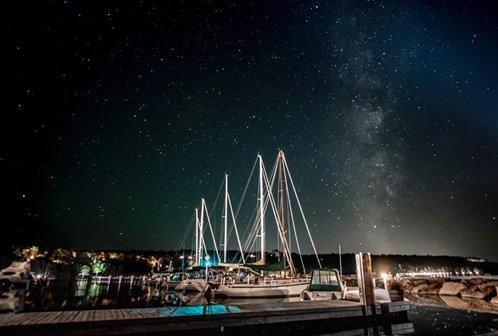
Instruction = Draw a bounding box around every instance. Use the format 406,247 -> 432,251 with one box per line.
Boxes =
221,278 -> 309,298
219,151 -> 321,298
301,268 -> 347,301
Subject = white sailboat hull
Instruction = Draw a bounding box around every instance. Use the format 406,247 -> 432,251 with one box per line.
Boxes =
220,279 -> 309,298
174,278 -> 207,292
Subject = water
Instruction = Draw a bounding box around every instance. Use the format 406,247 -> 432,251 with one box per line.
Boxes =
409,303 -> 498,335
10,276 -> 498,335
22,276 -> 168,311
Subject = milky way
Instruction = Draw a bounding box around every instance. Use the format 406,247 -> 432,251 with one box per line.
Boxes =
4,0 -> 498,260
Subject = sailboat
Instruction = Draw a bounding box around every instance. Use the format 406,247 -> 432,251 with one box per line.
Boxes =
175,201 -> 222,293
219,150 -> 322,298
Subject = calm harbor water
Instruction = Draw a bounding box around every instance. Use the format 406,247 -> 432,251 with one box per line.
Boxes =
408,303 -> 498,336
5,276 -> 498,335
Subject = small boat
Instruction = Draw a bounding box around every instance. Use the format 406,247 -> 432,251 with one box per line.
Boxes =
150,272 -> 188,290
174,267 -> 223,293
174,278 -> 208,293
300,268 -> 347,301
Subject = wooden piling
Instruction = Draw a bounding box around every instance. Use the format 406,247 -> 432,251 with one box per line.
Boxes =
355,252 -> 375,307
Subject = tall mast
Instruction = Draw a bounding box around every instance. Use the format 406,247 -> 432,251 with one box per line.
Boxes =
195,208 -> 199,266
199,199 -> 205,263
279,150 -> 287,271
223,174 -> 228,263
258,154 -> 265,264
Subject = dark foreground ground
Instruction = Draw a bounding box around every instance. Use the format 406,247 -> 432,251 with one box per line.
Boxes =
408,303 -> 498,335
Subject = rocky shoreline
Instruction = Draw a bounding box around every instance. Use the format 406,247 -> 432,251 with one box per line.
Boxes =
401,277 -> 498,302
388,277 -> 498,316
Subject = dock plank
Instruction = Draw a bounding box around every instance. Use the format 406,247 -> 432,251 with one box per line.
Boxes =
59,310 -> 80,323
21,312 -> 53,325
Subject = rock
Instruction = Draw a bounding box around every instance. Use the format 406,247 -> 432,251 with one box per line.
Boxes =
461,285 -> 496,300
491,286 -> 498,305
439,282 -> 466,296
461,291 -> 487,299
440,295 -> 471,309
484,281 -> 498,287
412,283 -> 440,295
468,278 -> 483,286
403,283 -> 415,293
410,284 -> 426,293
433,278 -> 448,285
411,279 -> 428,287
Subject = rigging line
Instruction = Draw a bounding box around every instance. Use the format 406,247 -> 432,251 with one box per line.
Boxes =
268,152 -> 280,248
287,185 -> 306,274
241,206 -> 258,251
234,157 -> 259,255
241,186 -> 261,252
243,214 -> 259,254
262,163 -> 296,275
283,154 -> 322,269
244,208 -> 263,261
202,199 -> 221,262
174,211 -> 196,257
226,192 -> 235,243
228,194 -> 246,263
210,176 -> 225,246
234,156 -> 258,219
242,155 -> 274,256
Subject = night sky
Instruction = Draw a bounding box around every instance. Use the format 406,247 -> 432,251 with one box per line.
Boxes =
4,0 -> 498,261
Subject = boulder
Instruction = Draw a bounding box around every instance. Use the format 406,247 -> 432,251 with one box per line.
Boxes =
439,282 -> 466,296
468,278 -> 483,286
412,283 -> 440,295
484,281 -> 498,287
410,284 -> 426,293
440,295 -> 471,309
461,285 -> 496,300
403,283 -> 415,293
410,279 -> 428,287
491,286 -> 498,305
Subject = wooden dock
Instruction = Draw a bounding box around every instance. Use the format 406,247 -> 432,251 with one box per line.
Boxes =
0,300 -> 413,336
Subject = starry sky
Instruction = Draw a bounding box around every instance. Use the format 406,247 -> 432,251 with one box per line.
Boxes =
3,0 -> 498,261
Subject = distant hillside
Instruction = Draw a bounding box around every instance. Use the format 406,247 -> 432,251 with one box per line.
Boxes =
296,253 -> 498,276
3,246 -> 497,276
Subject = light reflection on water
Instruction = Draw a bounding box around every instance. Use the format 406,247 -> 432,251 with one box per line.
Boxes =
19,277 -> 498,335
406,292 -> 498,315
26,276 -> 304,311
29,276 -> 498,314
12,277 -> 498,335
25,276 -> 176,311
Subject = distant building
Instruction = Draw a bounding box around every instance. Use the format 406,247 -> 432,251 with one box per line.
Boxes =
467,257 -> 486,263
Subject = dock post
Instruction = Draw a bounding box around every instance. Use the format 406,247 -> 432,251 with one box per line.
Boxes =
380,303 -> 392,335
356,252 -> 379,335
355,252 -> 375,307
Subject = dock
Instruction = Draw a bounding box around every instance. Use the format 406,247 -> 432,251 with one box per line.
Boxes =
0,300 -> 413,336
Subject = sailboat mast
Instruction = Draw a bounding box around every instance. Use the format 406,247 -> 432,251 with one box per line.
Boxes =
195,208 -> 199,266
279,151 -> 287,271
279,150 -> 297,277
258,154 -> 266,264
223,174 -> 228,263
199,199 -> 205,263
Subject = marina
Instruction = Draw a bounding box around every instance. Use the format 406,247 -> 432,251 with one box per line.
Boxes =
0,253 -> 415,335
0,299 -> 412,336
